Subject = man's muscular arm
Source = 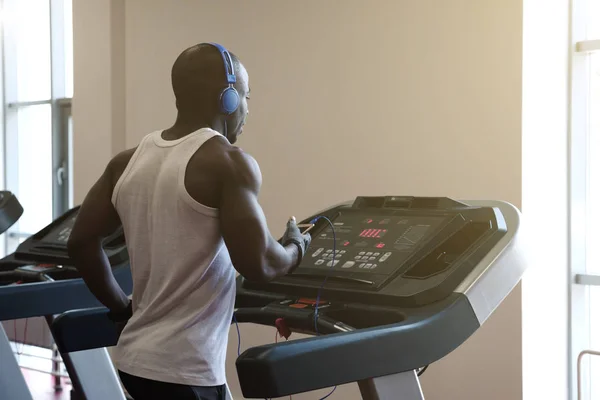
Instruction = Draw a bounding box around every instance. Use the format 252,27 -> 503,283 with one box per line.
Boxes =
67,151 -> 134,313
220,149 -> 302,282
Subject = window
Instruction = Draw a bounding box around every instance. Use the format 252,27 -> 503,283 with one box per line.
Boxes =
1,0 -> 73,255
570,0 -> 600,398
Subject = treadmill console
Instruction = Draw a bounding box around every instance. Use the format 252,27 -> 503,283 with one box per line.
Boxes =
0,191 -> 23,235
0,204 -> 133,320
304,211 -> 448,277
14,206 -> 128,266
241,196 -> 507,306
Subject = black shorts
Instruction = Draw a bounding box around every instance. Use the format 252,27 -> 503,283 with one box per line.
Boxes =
118,370 -> 226,400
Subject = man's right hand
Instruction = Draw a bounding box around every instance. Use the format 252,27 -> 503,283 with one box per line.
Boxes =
280,216 -> 312,267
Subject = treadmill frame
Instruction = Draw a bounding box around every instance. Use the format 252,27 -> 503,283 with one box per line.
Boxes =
358,370 -> 424,400
0,325 -> 32,400
0,264 -> 132,400
233,199 -> 526,398
46,198 -> 526,400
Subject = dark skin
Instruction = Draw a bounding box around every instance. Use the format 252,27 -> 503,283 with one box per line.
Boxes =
67,45 -> 301,314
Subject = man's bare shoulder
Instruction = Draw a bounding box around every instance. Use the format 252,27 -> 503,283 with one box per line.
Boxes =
223,146 -> 261,179
191,138 -> 262,188
220,145 -> 262,190
106,147 -> 138,186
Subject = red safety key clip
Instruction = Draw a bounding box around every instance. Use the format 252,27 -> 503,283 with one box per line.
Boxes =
275,318 -> 291,340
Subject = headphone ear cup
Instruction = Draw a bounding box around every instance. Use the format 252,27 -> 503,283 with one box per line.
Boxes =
220,87 -> 240,115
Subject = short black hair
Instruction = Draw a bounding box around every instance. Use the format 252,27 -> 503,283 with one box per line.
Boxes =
171,43 -> 241,115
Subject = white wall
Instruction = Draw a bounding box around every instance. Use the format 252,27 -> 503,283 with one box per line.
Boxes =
72,0 -> 125,203
74,1 -> 524,399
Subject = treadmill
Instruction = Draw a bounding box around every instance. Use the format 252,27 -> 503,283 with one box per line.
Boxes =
49,196 -> 527,400
0,201 -> 132,400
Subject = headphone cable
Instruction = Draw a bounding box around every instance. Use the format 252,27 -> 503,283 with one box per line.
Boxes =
235,216 -> 339,400
309,215 -> 338,400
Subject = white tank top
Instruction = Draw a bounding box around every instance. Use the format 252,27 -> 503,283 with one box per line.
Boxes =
111,128 -> 236,388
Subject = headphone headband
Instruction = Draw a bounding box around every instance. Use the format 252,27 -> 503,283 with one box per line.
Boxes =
208,42 -> 236,86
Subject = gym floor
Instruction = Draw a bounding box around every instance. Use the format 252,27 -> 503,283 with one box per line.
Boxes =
22,368 -> 71,400
12,342 -> 72,400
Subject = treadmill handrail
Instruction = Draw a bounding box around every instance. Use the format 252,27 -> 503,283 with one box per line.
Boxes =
234,307 -> 353,335
50,292 -> 478,398
50,293 -> 477,399
234,294 -> 479,398
51,307 -> 119,353
52,306 -> 243,354
0,264 -> 132,321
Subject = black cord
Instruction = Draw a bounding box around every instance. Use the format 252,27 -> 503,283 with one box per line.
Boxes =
233,312 -> 241,357
309,215 -> 336,336
309,216 -> 338,400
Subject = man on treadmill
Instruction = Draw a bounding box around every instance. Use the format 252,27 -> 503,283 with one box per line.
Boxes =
67,43 -> 311,400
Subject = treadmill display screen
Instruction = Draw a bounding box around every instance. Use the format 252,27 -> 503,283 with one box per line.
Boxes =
40,213 -> 76,245
300,213 -> 447,276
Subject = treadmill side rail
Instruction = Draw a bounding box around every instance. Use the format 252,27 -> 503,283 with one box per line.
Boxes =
454,200 -> 527,324
63,348 -> 126,400
0,264 -> 132,321
0,324 -> 33,400
235,293 -> 479,398
51,307 -> 118,353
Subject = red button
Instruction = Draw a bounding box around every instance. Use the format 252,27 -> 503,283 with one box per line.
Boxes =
298,298 -> 327,306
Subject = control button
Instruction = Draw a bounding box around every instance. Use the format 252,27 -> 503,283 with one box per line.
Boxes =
290,303 -> 308,309
375,243 -> 386,249
315,259 -> 325,265
299,298 -> 328,306
312,248 -> 324,257
354,256 -> 361,260
366,252 -> 373,256
362,256 -> 369,261
341,261 -> 355,269
359,263 -> 366,268
340,250 -> 346,254
369,257 -> 376,261
335,254 -> 342,259
359,251 -> 365,256
370,264 -> 378,269
365,263 -> 373,269
374,252 -> 380,256
379,252 -> 393,262
327,260 -> 340,267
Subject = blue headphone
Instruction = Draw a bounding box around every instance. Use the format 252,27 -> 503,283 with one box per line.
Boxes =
207,42 -> 240,115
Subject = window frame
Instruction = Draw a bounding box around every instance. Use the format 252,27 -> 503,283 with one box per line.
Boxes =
1,0 -> 73,250
569,0 -> 600,398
